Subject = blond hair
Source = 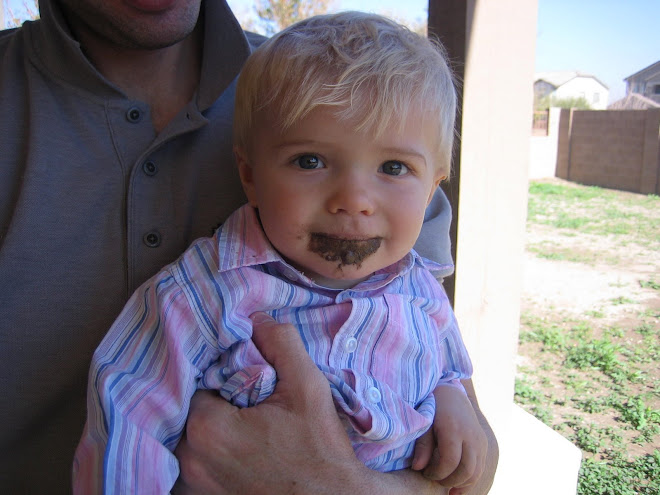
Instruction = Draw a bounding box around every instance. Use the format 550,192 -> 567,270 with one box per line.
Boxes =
234,11 -> 457,175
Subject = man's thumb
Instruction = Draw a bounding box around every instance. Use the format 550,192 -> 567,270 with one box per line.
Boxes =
249,312 -> 316,379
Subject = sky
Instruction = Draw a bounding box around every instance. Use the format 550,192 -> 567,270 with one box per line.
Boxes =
4,0 -> 659,104
535,0 -> 660,103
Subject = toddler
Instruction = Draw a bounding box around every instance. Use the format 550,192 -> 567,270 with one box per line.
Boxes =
74,11 -> 484,494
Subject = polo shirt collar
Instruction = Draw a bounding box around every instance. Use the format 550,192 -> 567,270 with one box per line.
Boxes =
196,1 -> 251,111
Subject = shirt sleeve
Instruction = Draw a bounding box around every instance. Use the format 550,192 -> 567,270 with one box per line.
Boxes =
434,293 -> 473,392
72,271 -> 222,495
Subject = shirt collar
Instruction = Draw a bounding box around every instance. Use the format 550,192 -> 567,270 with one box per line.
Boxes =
33,0 -> 250,106
196,1 -> 251,111
217,205 -> 451,291
217,205 -> 283,271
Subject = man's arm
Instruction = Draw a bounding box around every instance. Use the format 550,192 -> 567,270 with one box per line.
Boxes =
173,313 -> 496,494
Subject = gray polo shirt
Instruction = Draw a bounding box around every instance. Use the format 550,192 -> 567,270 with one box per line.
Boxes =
0,1 -> 252,491
0,1 -> 453,492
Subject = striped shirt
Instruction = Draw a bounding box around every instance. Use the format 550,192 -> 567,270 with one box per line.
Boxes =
73,204 -> 472,494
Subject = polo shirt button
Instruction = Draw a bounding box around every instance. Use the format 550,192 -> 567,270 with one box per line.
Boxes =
344,337 -> 358,353
367,387 -> 381,404
143,230 -> 162,248
126,106 -> 142,123
142,161 -> 158,176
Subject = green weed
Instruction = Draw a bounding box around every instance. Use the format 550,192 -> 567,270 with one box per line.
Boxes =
634,323 -> 654,337
615,398 -> 660,431
572,396 -> 614,415
514,377 -> 543,404
528,246 -> 597,264
567,419 -> 623,454
578,451 -> 660,495
639,279 -> 660,290
638,308 -> 660,319
564,338 -> 622,376
610,296 -> 635,305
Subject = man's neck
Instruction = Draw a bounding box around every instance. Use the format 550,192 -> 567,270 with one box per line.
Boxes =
70,23 -> 203,133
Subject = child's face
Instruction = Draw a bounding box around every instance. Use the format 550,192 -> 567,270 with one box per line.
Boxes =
236,106 -> 444,289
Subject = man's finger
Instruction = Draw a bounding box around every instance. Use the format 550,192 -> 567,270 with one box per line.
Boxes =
183,390 -> 239,459
173,433 -> 219,495
174,391 -> 240,495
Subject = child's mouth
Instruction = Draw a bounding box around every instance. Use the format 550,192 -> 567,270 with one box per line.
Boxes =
308,233 -> 382,269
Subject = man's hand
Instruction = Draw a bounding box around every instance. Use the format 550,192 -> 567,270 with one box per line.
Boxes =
173,312 -> 368,494
173,313 -> 495,494
412,385 -> 488,495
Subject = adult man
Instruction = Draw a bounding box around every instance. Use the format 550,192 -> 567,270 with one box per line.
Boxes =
0,1 -> 496,493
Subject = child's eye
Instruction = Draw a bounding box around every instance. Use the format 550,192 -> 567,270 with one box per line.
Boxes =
295,154 -> 324,169
380,161 -> 410,176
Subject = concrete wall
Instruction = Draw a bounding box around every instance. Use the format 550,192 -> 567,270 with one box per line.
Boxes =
529,107 -> 561,179
556,108 -> 660,194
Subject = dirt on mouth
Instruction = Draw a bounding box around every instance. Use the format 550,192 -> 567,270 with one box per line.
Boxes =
308,233 -> 381,269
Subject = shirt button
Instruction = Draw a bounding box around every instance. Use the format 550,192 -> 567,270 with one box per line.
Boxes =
344,337 -> 358,353
143,230 -> 162,248
142,160 -> 158,176
367,387 -> 381,404
126,106 -> 142,123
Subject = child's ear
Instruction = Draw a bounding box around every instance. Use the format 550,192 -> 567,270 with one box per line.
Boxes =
426,174 -> 447,206
234,146 -> 258,207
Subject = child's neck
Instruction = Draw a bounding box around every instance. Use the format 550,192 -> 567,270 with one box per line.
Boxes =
309,272 -> 372,290
282,256 -> 373,290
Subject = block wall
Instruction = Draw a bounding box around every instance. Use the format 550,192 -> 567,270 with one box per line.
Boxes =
556,109 -> 660,194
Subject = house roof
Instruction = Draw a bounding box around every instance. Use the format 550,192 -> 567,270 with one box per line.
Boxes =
624,60 -> 660,81
607,93 -> 660,110
534,71 -> 609,90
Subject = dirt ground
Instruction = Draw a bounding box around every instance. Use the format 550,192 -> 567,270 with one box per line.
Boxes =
517,178 -> 660,458
521,227 -> 660,324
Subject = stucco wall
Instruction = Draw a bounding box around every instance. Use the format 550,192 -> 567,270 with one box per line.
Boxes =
454,0 -> 535,432
429,2 -> 582,492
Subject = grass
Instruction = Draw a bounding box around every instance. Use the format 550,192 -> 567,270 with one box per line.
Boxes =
527,245 -> 599,264
526,181 -> 660,246
517,180 -> 660,494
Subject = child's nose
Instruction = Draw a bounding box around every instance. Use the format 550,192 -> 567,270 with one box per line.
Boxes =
325,176 -> 375,216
